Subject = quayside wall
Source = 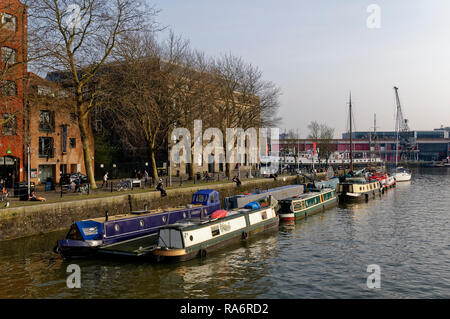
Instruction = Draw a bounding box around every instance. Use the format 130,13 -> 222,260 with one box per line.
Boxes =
0,176 -> 306,241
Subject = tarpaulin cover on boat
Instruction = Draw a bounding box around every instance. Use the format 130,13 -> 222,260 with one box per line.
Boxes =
244,202 -> 261,210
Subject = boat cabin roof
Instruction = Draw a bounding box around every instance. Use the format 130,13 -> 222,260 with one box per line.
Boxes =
282,188 -> 334,201
86,204 -> 205,223
161,207 -> 256,231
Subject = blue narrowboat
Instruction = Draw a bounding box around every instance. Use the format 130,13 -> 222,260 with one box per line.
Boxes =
54,190 -> 221,258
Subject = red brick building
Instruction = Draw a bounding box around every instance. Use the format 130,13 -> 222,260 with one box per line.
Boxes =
25,72 -> 93,185
0,0 -> 27,187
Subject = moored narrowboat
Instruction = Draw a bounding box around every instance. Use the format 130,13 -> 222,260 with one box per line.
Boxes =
54,190 -> 221,258
337,177 -> 382,202
224,185 -> 304,210
152,196 -> 279,262
278,188 -> 338,221
369,172 -> 396,190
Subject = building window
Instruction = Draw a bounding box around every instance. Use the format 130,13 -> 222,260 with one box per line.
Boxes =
62,125 -> 68,153
39,137 -> 54,158
70,112 -> 77,123
39,110 -> 55,132
1,47 -> 17,64
2,113 -> 16,135
1,13 -> 17,31
1,80 -> 17,96
69,138 -> 76,148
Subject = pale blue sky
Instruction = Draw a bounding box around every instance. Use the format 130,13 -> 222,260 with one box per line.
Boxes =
152,0 -> 450,137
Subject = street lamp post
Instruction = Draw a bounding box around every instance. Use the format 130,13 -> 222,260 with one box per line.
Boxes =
27,146 -> 31,197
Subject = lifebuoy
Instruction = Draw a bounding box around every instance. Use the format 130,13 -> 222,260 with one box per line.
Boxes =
200,249 -> 207,258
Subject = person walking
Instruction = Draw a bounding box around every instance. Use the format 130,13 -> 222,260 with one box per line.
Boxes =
144,170 -> 149,186
102,172 -> 109,188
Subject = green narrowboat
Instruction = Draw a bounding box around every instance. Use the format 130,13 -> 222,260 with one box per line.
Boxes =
152,196 -> 279,262
278,188 -> 338,221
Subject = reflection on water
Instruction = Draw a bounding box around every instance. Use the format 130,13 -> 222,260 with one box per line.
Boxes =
1,168 -> 450,298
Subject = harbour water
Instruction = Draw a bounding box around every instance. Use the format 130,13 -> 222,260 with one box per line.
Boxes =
1,167 -> 449,299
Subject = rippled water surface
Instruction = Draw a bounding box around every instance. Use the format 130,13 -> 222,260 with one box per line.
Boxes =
1,168 -> 449,298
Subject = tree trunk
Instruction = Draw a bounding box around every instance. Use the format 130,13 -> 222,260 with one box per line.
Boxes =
78,109 -> 97,189
189,151 -> 194,180
148,145 -> 159,181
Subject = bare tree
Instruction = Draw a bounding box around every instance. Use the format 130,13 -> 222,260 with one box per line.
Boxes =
28,0 -> 159,188
211,53 -> 281,177
308,121 -> 335,165
97,31 -> 193,181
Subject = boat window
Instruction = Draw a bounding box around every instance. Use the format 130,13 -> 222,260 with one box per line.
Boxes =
194,194 -> 206,203
261,211 -> 268,220
158,229 -> 183,249
67,224 -> 83,240
211,226 -> 220,237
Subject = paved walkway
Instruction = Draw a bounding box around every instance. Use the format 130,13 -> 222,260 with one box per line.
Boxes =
1,174 -> 298,209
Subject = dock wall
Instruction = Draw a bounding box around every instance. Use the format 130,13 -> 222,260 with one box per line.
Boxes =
0,176 -> 306,241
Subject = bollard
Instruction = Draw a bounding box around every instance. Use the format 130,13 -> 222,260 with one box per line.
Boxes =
111,182 -> 113,193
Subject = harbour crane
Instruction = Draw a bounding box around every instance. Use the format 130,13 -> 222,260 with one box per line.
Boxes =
393,87 -> 416,163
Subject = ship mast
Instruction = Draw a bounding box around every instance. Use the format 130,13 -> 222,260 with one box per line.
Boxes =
349,92 -> 354,172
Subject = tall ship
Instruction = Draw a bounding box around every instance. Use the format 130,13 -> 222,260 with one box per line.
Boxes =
337,93 -> 382,202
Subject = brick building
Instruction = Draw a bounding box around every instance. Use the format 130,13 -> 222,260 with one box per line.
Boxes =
0,0 -> 26,187
25,73 -> 93,184
0,1 -> 92,186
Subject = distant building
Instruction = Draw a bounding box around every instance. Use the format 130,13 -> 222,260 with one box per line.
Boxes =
278,129 -> 450,166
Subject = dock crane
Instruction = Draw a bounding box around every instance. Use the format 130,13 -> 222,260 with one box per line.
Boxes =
393,87 -> 416,163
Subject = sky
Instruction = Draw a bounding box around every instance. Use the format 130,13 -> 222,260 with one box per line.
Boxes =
151,0 -> 450,138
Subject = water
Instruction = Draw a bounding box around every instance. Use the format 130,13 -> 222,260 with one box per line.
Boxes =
1,168 -> 449,299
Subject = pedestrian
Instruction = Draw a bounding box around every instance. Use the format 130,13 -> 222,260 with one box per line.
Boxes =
144,170 -> 149,186
156,178 -> 167,197
29,191 -> 46,202
232,175 -> 242,187
102,172 -> 109,188
74,176 -> 81,192
1,186 -> 9,207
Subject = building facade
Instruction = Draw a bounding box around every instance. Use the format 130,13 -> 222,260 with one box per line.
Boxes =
25,73 -> 92,184
279,129 -> 450,168
0,0 -> 26,187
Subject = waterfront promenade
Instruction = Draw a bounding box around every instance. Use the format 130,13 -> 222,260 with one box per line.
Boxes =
0,173 -> 313,241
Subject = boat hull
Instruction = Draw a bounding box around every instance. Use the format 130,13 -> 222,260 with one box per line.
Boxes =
55,190 -> 221,258
153,217 -> 279,263
338,190 -> 381,203
393,173 -> 411,182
